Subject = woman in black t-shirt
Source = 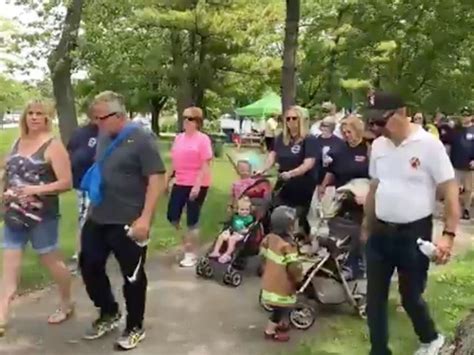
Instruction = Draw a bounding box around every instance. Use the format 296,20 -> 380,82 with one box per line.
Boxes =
259,106 -> 317,234
319,116 -> 370,194
318,115 -> 370,280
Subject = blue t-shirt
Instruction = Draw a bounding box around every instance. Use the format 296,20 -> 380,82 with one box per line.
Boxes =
67,123 -> 99,189
327,140 -> 370,187
314,135 -> 345,184
446,126 -> 474,170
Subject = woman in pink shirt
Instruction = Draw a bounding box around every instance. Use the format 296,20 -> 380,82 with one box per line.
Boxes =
167,107 -> 213,267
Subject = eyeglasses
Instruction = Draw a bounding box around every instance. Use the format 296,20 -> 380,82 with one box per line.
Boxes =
369,110 -> 396,127
286,116 -> 298,122
184,116 -> 197,122
96,112 -> 117,121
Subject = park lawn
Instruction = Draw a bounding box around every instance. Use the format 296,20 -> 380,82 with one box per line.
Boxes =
290,251 -> 474,355
1,127 -> 235,291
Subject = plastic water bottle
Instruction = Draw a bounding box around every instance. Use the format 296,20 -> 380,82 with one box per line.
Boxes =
124,225 -> 149,247
417,238 -> 437,260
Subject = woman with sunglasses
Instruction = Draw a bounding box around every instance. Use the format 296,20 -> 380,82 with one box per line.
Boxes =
166,107 -> 213,267
258,106 -> 317,235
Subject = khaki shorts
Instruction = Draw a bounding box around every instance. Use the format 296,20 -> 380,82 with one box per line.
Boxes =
455,169 -> 474,192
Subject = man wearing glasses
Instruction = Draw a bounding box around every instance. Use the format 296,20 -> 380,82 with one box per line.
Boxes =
80,91 -> 166,350
362,92 -> 460,355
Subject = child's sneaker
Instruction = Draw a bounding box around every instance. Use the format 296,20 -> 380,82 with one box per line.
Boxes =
264,331 -> 290,342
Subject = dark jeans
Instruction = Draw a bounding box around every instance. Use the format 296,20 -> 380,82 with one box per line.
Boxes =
80,219 -> 148,330
366,216 -> 438,355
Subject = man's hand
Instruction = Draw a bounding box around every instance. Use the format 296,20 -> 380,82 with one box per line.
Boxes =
189,185 -> 200,200
470,160 -> 474,169
435,234 -> 454,265
130,216 -> 151,242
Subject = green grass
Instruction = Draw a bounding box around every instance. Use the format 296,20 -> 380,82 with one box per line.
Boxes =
291,252 -> 474,355
0,127 -> 235,290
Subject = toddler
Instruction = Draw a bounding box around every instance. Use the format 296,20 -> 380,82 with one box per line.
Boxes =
260,206 -> 302,342
209,196 -> 254,264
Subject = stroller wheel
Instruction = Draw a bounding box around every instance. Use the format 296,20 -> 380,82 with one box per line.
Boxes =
230,272 -> 242,287
258,290 -> 274,312
199,256 -> 210,267
223,272 -> 232,285
290,305 -> 316,330
355,296 -> 367,319
203,265 -> 214,279
196,264 -> 204,277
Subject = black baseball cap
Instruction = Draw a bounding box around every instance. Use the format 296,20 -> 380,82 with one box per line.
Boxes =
365,91 -> 406,124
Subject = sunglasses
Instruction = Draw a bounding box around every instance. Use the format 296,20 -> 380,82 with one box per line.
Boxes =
286,116 -> 298,122
96,112 -> 117,121
369,110 -> 397,127
184,116 -> 198,122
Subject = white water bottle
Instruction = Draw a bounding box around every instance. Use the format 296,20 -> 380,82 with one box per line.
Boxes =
124,225 -> 149,247
417,238 -> 437,260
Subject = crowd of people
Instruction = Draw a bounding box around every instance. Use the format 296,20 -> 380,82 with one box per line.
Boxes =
0,89 -> 472,354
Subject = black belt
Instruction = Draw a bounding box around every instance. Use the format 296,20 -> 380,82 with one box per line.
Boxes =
376,215 -> 432,230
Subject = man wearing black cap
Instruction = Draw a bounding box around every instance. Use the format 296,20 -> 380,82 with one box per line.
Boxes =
362,92 -> 460,355
444,107 -> 473,220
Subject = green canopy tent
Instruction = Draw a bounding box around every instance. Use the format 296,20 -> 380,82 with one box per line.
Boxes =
235,92 -> 281,118
235,92 -> 309,119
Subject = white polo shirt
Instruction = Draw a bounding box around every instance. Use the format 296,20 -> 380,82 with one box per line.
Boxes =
370,126 -> 455,223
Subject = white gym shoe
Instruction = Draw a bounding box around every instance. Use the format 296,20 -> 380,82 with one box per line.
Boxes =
179,253 -> 197,268
414,334 -> 445,355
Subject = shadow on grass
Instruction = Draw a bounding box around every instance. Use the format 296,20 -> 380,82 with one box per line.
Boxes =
286,252 -> 474,355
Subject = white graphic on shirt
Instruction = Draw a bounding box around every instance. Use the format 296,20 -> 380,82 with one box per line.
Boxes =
466,133 -> 473,140
291,144 -> 301,154
322,146 -> 333,167
88,137 -> 97,148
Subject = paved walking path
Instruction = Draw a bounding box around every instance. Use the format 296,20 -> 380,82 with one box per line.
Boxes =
0,221 -> 472,355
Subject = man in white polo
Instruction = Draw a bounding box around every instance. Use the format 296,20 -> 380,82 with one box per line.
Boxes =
362,92 -> 460,355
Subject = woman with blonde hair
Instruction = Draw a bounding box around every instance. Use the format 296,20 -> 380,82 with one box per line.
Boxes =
258,105 -> 318,235
0,99 -> 74,336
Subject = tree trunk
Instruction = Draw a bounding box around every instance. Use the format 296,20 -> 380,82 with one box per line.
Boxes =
150,96 -> 168,135
171,31 -> 193,132
47,0 -> 84,144
440,312 -> 474,355
281,0 -> 300,113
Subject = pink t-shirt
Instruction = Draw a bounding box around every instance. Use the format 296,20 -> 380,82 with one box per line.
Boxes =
171,131 -> 213,187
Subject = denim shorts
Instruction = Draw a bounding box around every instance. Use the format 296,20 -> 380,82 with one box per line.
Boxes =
167,185 -> 209,229
2,218 -> 59,255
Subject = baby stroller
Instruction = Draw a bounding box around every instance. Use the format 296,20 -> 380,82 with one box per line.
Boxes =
196,178 -> 273,287
260,179 -> 369,330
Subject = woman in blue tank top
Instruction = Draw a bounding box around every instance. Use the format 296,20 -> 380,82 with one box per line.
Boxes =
0,99 -> 74,336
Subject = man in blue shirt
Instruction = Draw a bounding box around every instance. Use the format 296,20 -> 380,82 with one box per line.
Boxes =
66,111 -> 99,260
445,107 -> 474,220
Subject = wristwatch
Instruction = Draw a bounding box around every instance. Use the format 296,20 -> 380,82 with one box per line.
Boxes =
442,230 -> 456,238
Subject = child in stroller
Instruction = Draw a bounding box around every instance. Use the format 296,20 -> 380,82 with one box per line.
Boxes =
196,161 -> 272,287
208,196 -> 254,263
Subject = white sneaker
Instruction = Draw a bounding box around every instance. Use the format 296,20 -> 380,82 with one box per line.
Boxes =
179,253 -> 197,268
414,334 -> 445,355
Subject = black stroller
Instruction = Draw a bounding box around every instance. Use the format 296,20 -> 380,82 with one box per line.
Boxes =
196,178 -> 273,287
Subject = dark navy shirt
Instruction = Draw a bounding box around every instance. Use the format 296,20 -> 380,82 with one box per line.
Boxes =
314,135 -> 345,184
67,123 -> 99,189
272,134 -> 318,179
437,123 -> 454,145
328,140 -> 370,187
446,125 -> 474,170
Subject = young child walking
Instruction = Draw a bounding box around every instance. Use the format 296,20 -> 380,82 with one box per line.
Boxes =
260,206 -> 302,342
209,196 -> 254,263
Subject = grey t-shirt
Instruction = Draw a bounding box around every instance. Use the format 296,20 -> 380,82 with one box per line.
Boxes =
89,127 -> 165,224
